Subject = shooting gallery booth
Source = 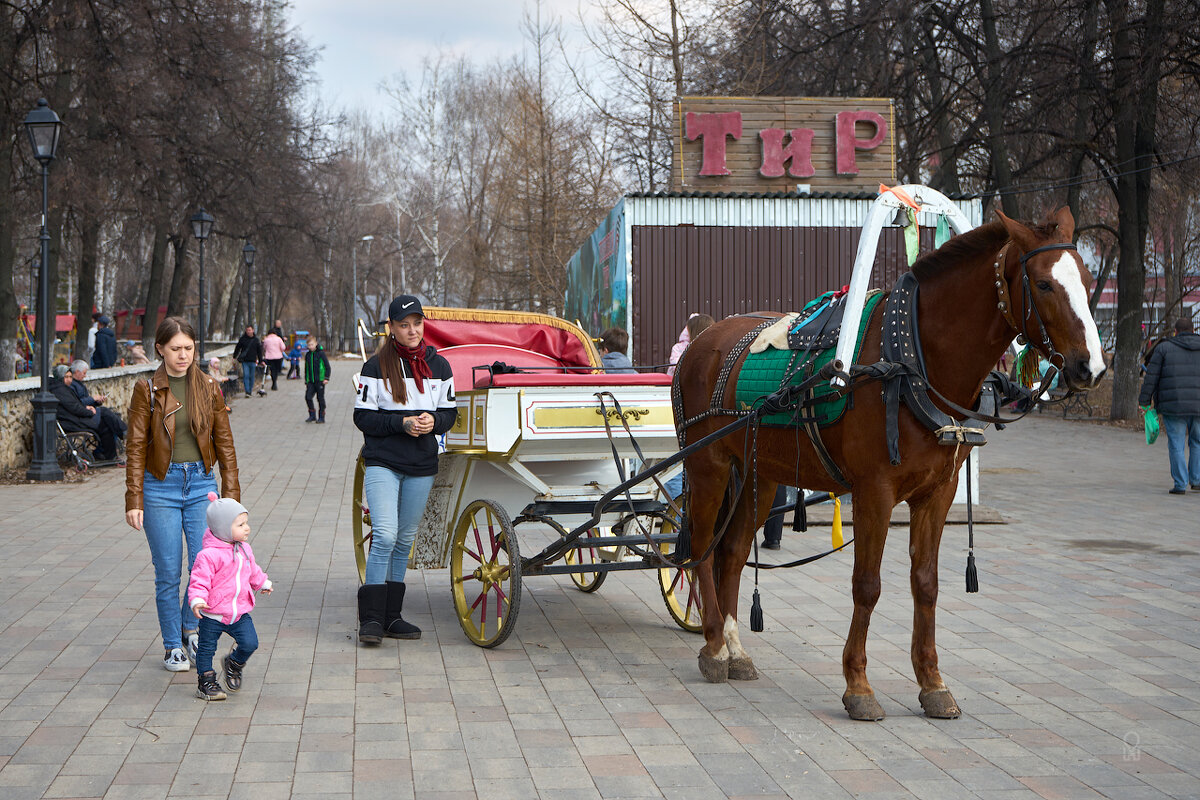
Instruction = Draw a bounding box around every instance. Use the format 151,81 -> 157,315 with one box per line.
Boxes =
565,96 -> 982,370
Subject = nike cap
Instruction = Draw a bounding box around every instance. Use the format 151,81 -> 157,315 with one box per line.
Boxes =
388,294 -> 425,321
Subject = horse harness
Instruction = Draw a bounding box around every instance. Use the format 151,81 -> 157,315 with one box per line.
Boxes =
674,239 -> 1078,485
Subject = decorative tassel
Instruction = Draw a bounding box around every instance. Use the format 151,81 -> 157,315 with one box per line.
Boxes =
674,515 -> 691,562
831,494 -> 844,548
750,588 -> 764,632
1016,344 -> 1039,389
792,493 -> 807,532
965,552 -> 979,593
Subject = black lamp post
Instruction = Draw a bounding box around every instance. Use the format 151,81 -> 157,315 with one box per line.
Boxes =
190,208 -> 214,365
243,241 -> 256,332
25,98 -> 63,482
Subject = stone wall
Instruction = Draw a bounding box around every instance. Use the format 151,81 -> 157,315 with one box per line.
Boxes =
0,346 -> 234,473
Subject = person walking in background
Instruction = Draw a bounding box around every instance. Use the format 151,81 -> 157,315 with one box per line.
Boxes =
353,295 -> 457,645
91,315 -> 118,369
262,327 -> 286,391
232,325 -> 263,398
303,334 -> 331,423
1139,317 -> 1200,494
86,312 -> 100,363
599,327 -> 636,374
286,338 -> 304,380
188,492 -> 272,701
125,317 -> 240,672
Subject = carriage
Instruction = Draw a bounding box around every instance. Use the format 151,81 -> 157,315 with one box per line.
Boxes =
350,308 -> 704,647
349,185 -> 1105,720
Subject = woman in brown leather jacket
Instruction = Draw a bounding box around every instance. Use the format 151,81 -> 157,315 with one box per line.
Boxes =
125,317 -> 240,672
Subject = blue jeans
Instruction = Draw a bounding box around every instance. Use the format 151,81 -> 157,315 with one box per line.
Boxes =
241,362 -> 256,394
195,614 -> 258,675
363,465 -> 435,585
1161,414 -> 1200,491
143,462 -> 216,650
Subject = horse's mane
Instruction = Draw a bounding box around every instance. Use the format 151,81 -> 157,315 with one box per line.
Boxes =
911,218 -> 1059,282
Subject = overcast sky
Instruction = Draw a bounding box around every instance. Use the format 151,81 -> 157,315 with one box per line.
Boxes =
287,0 -> 590,111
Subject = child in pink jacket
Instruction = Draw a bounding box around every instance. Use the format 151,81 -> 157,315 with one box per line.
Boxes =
188,492 -> 273,701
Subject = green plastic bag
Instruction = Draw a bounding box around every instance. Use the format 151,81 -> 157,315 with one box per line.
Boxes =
1143,407 -> 1160,445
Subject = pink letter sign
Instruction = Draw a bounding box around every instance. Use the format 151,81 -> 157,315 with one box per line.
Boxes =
686,111 -> 742,176
758,128 -> 815,178
836,111 -> 888,174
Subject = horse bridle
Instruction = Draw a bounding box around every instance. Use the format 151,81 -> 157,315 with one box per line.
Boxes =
994,241 -> 1079,376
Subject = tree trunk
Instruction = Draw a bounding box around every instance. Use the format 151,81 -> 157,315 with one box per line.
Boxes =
167,236 -> 189,318
0,139 -> 18,381
74,216 -> 100,361
980,0 -> 1020,218
141,221 -> 170,350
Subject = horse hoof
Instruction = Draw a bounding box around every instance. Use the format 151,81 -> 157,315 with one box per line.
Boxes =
842,692 -> 885,721
698,652 -> 729,683
919,688 -> 961,719
728,656 -> 759,681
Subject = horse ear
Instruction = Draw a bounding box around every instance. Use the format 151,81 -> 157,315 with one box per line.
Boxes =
996,210 -> 1037,252
1051,206 -> 1075,242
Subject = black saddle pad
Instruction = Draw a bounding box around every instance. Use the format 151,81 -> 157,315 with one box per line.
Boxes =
786,293 -> 850,351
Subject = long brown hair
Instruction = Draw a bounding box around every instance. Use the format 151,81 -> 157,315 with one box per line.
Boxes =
155,316 -> 213,438
375,333 -> 409,404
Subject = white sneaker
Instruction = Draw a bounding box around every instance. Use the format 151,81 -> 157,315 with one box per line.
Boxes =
163,648 -> 189,672
185,633 -> 199,667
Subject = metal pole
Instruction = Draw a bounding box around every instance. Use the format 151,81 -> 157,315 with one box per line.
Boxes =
198,238 -> 206,366
27,161 -> 62,480
247,259 -> 253,333
352,247 -> 358,327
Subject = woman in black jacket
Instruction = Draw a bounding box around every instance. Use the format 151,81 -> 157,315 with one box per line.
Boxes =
50,365 -> 117,460
353,295 -> 456,644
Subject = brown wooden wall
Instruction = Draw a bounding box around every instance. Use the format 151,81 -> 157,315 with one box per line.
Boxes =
630,225 -> 935,368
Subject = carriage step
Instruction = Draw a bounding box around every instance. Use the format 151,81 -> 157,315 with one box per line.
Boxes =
520,499 -> 666,516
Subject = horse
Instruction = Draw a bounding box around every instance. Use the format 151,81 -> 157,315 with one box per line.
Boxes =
673,207 -> 1106,720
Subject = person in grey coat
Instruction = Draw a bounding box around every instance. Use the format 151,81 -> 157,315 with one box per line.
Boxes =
1139,317 -> 1200,494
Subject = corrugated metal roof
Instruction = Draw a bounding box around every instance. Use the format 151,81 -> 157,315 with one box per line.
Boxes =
625,190 -> 980,200
623,193 -> 983,229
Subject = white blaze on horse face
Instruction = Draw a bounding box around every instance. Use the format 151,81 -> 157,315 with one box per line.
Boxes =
1049,253 -> 1105,380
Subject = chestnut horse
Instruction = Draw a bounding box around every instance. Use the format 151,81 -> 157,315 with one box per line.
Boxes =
674,208 -> 1105,720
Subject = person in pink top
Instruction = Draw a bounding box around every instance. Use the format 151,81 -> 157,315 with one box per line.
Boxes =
188,492 -> 273,700
261,327 -> 287,391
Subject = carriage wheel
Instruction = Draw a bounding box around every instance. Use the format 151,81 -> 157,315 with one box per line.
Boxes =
557,522 -> 608,593
451,499 -> 522,648
352,455 -> 371,584
656,516 -> 703,633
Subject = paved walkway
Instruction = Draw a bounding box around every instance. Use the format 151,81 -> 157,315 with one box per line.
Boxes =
1,366 -> 1198,800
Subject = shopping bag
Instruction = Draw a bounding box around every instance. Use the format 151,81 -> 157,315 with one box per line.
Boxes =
1143,407 -> 1160,445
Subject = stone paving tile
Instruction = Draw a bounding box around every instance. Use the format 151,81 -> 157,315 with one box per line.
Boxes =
3,379 -> 1200,799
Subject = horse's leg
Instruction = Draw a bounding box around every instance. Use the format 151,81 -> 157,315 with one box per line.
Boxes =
908,477 -> 962,719
842,488 -> 893,721
717,476 -> 777,681
690,457 -> 734,683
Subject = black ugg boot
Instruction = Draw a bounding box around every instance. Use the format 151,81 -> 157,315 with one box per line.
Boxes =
357,584 -> 386,644
384,581 -> 422,639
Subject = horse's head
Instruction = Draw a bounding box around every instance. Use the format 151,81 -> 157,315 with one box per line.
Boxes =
997,208 -> 1107,390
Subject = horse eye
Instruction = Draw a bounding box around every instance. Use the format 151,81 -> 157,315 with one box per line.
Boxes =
1036,280 -> 1052,292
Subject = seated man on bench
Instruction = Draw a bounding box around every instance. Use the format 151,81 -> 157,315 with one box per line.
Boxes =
70,360 -> 127,444
50,365 -> 118,462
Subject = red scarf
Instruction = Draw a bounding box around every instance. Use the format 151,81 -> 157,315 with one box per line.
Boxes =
393,339 -> 432,393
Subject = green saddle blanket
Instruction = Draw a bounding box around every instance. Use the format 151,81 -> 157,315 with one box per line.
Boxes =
735,290 -> 884,427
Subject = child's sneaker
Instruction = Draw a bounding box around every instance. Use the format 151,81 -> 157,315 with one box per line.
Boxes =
185,632 -> 199,666
222,654 -> 244,692
196,671 -> 227,701
163,648 -> 189,672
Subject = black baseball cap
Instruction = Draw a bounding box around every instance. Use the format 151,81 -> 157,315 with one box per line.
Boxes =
388,295 -> 424,321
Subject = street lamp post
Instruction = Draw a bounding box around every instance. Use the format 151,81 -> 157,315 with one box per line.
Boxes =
243,242 -> 256,332
25,98 -> 63,482
190,208 -> 214,365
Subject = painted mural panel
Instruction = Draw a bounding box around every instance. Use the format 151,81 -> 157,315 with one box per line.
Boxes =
564,200 -> 627,337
